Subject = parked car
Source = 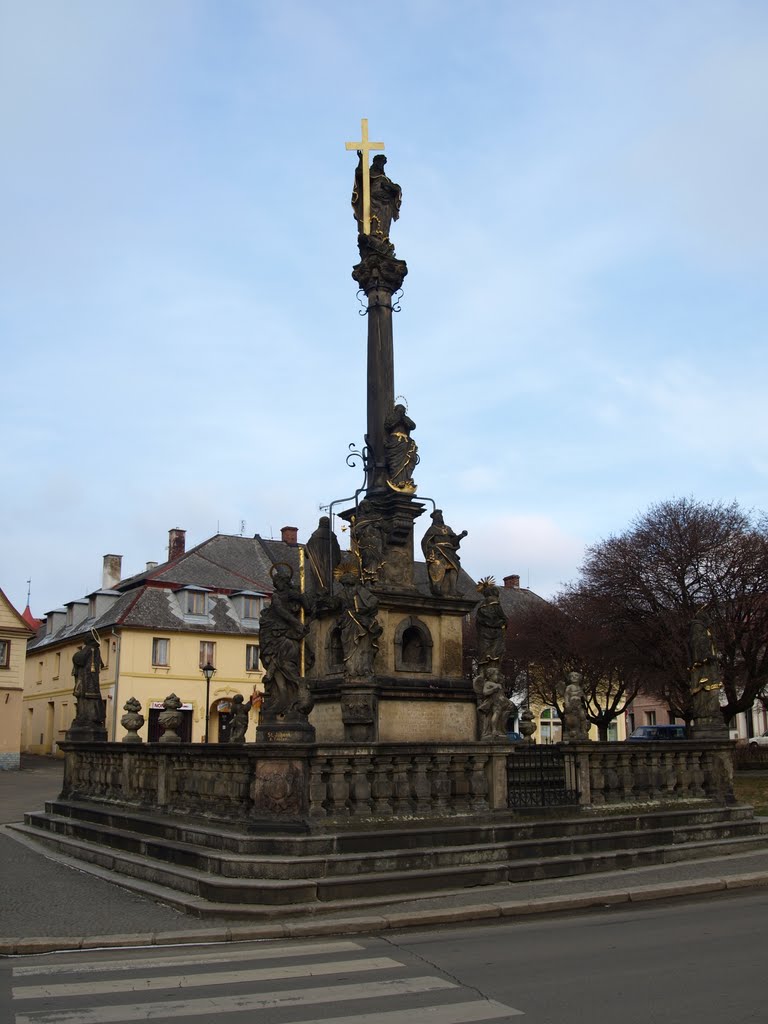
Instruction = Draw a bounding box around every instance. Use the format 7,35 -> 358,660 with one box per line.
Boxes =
628,725 -> 687,741
748,732 -> 768,748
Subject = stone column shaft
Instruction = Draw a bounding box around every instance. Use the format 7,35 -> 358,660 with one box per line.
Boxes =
366,288 -> 395,491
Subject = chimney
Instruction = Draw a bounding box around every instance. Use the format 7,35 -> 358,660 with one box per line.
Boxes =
503,574 -> 520,590
146,561 -> 158,572
168,528 -> 186,561
102,554 -> 123,590
281,525 -> 299,546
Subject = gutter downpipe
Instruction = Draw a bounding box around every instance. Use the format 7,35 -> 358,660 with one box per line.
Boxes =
110,629 -> 121,741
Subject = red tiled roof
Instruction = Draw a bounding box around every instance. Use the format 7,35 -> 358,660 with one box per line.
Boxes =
22,604 -> 42,630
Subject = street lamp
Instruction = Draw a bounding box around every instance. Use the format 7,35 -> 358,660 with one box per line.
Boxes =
201,662 -> 216,743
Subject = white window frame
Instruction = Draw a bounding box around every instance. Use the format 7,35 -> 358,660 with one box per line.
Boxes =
199,641 -> 216,669
246,644 -> 260,672
152,638 -> 170,667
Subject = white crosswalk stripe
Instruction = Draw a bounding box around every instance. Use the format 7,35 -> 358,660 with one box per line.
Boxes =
11,939 -> 364,977
11,939 -> 524,1024
13,956 -> 402,999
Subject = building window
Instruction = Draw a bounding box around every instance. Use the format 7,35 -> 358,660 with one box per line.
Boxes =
36,659 -> 43,683
187,591 -> 206,616
152,638 -> 170,667
246,644 -> 260,672
199,641 -> 216,669
53,652 -> 61,679
0,640 -> 9,668
242,596 -> 261,619
645,711 -> 657,726
539,707 -> 562,745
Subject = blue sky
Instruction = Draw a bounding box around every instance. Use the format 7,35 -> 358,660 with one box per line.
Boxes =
2,0 -> 767,615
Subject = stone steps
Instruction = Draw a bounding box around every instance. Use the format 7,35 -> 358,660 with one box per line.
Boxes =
14,801 -> 768,914
21,805 -> 766,881
32,798 -> 757,852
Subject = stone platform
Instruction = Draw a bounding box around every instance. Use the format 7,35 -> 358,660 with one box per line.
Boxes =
9,737 -> 745,917
16,800 -> 766,918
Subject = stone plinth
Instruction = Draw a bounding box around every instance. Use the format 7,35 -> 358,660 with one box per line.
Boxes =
309,587 -> 476,743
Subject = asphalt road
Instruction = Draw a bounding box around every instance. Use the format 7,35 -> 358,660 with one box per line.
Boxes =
2,889 -> 765,1023
395,889 -> 767,1024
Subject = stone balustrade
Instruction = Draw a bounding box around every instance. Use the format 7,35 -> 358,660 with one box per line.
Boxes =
563,740 -> 734,806
308,745 -> 502,819
57,737 -> 734,828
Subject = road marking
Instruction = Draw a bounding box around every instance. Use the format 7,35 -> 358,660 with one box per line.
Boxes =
265,1000 -> 523,1022
13,956 -> 401,1000
11,939 -> 364,977
14,975 -> 456,1024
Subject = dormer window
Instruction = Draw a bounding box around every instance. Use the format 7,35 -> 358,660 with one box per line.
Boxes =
231,591 -> 265,622
186,591 -> 206,616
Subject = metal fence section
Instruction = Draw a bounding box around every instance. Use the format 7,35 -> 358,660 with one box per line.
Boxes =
507,744 -> 579,808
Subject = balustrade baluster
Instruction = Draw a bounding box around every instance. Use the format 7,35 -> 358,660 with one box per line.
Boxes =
371,755 -> 394,815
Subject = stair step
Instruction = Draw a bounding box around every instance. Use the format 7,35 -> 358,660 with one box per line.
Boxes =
11,818 -> 768,907
23,809 -> 766,881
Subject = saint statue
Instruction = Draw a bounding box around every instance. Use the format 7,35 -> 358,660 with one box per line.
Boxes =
71,632 -> 106,727
351,500 -> 386,584
421,510 -> 468,597
475,577 -> 507,669
227,694 -> 251,744
336,569 -> 383,680
473,666 -> 515,741
305,515 -> 341,594
352,153 -> 402,240
561,671 -> 590,742
384,404 -> 418,493
259,564 -> 314,722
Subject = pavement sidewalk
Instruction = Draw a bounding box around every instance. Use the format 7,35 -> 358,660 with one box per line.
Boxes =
3,755 -> 768,955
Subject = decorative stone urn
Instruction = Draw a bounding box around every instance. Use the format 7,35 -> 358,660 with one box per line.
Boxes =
158,693 -> 183,743
519,708 -> 537,744
120,697 -> 144,743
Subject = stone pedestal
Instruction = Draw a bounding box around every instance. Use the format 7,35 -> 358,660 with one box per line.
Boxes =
309,583 -> 476,743
64,723 -> 108,743
255,718 -> 316,745
65,697 -> 107,743
339,493 -> 425,589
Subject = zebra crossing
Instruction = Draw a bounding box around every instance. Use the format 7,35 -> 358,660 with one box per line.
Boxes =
8,937 -> 523,1023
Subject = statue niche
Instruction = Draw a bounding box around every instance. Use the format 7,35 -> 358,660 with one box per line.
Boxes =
394,616 -> 433,673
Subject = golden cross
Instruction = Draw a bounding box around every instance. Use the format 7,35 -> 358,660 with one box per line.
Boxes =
345,118 -> 384,235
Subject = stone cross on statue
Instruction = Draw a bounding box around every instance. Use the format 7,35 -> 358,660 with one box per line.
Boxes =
345,117 -> 384,236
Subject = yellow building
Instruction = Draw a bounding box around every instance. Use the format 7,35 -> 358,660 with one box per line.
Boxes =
23,528 -> 300,753
0,588 -> 35,769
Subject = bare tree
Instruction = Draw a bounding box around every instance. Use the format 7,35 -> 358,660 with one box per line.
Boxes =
510,592 -> 642,740
576,498 -> 768,725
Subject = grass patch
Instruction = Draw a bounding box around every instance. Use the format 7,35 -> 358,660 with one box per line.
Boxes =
733,774 -> 768,815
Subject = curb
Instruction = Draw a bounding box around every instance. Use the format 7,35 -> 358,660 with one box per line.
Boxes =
3,872 -> 768,956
